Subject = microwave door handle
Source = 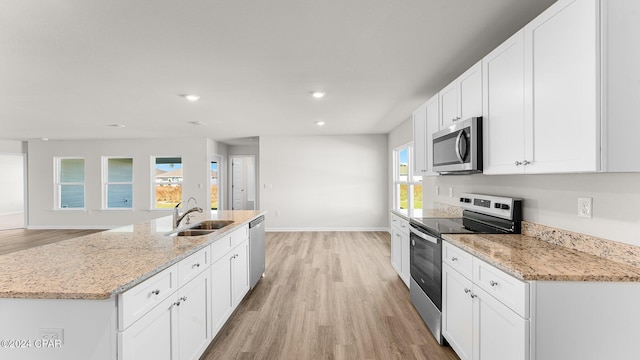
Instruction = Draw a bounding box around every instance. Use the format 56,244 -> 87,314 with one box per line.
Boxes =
455,131 -> 465,163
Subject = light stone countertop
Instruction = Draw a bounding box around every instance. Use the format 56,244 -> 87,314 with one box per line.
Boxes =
0,210 -> 265,300
443,233 -> 640,282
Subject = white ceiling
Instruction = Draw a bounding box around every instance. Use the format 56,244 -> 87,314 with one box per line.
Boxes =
0,0 -> 556,143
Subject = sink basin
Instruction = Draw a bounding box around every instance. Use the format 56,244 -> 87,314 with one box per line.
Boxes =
189,220 -> 234,230
171,229 -> 217,237
165,220 -> 234,237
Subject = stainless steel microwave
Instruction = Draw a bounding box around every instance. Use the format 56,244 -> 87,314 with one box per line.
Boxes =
432,117 -> 482,174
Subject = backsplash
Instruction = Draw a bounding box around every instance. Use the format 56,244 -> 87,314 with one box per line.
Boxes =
522,222 -> 640,269
433,202 -> 463,217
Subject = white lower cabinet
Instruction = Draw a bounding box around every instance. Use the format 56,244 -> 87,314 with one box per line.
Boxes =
231,239 -> 250,306
177,270 -> 211,360
119,225 -> 252,360
443,242 -> 529,360
390,213 -> 410,288
210,251 -> 233,335
119,293 -> 177,360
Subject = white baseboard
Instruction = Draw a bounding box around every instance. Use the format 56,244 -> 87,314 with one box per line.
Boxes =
265,227 -> 389,232
27,225 -> 114,230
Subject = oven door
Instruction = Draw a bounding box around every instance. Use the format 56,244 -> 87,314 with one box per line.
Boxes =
409,224 -> 442,310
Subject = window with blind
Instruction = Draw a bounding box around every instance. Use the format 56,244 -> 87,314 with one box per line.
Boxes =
56,158 -> 85,209
104,157 -> 133,209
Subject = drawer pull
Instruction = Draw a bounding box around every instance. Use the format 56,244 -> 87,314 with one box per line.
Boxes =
451,257 -> 458,262
192,263 -> 201,268
464,288 -> 471,294
470,293 -> 477,299
151,289 -> 160,296
490,280 -> 499,287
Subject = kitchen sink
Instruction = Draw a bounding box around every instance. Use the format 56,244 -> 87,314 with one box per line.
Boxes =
188,220 -> 234,230
165,220 -> 235,237
170,229 -> 217,237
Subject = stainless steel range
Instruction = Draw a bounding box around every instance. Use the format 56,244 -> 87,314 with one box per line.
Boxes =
409,193 -> 522,344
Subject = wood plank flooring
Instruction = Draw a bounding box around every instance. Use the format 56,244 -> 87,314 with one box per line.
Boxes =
202,231 -> 459,360
0,229 -> 102,256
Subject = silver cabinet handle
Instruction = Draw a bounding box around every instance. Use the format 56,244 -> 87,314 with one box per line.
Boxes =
522,160 -> 531,165
464,288 -> 471,294
451,257 -> 458,262
151,289 -> 160,295
192,263 -> 200,268
180,296 -> 187,302
470,293 -> 477,299
490,280 -> 499,287
515,161 -> 522,166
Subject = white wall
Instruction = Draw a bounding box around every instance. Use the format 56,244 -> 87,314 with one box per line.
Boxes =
0,140 -> 25,154
260,135 -> 388,231
0,155 -> 24,215
424,173 -> 640,247
28,138 -> 226,229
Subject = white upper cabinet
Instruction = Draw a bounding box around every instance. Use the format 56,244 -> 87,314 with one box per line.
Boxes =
413,94 -> 439,176
482,30 -> 526,175
440,61 -> 483,129
523,0 -> 599,173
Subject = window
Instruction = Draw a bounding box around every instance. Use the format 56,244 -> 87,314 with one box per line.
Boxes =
56,158 -> 85,209
104,157 -> 133,208
393,144 -> 423,217
153,157 -> 182,209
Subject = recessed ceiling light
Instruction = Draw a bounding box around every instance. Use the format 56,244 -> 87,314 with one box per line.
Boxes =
316,121 -> 326,126
108,124 -> 126,128
187,121 -> 206,126
181,94 -> 200,102
311,91 -> 325,99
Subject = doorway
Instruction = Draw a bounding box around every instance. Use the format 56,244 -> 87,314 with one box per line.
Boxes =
0,154 -> 26,230
230,155 -> 256,210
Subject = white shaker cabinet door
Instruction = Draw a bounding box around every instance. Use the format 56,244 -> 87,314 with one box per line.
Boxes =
482,30 -> 526,175
458,61 -> 483,121
440,81 -> 459,129
474,286 -> 529,360
210,252 -> 233,336
177,270 -> 211,360
231,240 -> 250,307
442,264 -> 473,360
523,0 -> 599,173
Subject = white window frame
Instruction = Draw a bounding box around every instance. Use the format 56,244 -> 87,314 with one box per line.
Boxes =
151,156 -> 183,210
54,157 -> 86,210
102,156 -> 134,209
393,143 -> 423,217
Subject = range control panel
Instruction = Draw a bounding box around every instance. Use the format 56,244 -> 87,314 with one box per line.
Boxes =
459,193 -> 522,220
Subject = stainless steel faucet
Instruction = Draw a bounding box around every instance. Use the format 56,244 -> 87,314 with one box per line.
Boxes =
173,199 -> 203,228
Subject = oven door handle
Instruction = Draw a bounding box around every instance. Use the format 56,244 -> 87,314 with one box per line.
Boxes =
409,225 -> 439,244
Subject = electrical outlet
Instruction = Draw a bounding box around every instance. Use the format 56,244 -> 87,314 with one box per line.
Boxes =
578,197 -> 593,218
39,328 -> 64,344
435,186 -> 440,196
448,187 -> 454,198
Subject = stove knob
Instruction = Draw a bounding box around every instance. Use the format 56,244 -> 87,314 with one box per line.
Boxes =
494,203 -> 501,209
501,204 -> 510,210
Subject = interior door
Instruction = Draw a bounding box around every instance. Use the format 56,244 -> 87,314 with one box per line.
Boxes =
0,154 -> 25,230
231,158 -> 245,210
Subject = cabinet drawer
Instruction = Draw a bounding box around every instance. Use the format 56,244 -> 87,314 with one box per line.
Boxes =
390,214 -> 410,235
473,257 -> 529,318
443,242 -> 473,279
210,236 -> 232,263
178,246 -> 209,287
119,264 -> 178,330
230,225 -> 248,248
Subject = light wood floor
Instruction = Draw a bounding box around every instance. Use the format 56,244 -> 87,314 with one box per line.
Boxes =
202,232 -> 459,360
0,229 -> 102,255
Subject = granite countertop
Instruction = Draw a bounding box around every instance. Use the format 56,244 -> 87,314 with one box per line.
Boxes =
443,233 -> 640,282
0,210 -> 265,300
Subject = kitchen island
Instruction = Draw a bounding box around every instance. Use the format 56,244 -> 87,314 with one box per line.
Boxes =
0,210 -> 265,360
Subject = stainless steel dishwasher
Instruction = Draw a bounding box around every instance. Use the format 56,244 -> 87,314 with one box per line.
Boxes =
249,215 -> 265,289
